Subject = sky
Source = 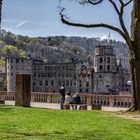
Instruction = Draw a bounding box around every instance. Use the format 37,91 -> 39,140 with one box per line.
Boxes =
2,0 -> 132,41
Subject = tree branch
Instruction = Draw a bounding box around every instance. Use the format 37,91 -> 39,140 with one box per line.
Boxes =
108,0 -> 132,47
108,0 -> 120,15
59,0 -> 133,49
87,0 -> 103,5
119,0 -> 133,7
124,0 -> 132,6
60,12 -> 128,42
118,0 -> 132,47
80,0 -> 103,5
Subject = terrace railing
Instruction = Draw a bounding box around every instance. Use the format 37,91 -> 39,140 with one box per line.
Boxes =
0,91 -> 132,108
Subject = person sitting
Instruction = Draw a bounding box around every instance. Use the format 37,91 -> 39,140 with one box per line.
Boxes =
72,92 -> 82,110
64,91 -> 74,109
64,91 -> 73,104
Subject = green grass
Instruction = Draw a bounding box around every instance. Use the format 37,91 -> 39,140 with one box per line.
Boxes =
0,105 -> 140,140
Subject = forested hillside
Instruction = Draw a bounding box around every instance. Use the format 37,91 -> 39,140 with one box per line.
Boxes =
0,30 -> 129,70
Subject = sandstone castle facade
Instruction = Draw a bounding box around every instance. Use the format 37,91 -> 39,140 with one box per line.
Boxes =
6,45 -> 131,94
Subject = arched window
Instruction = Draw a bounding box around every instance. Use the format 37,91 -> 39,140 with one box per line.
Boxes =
107,57 -> 110,63
100,57 -> 103,63
107,65 -> 110,71
99,65 -> 103,70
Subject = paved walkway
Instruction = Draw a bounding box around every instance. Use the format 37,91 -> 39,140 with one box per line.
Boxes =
5,100 -> 128,112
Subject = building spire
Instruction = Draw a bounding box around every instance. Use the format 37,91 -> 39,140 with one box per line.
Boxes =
107,32 -> 111,45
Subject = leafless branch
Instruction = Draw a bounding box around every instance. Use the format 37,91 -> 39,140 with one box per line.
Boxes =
108,0 -> 132,47
119,0 -> 124,6
80,0 -> 103,5
59,0 -> 133,48
108,0 -> 120,15
119,0 -> 133,7
87,0 -> 103,5
60,11 -> 127,42
124,0 -> 133,6
118,0 -> 132,47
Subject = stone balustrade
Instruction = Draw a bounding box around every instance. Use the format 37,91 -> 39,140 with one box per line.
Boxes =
0,91 -> 132,108
0,91 -> 15,100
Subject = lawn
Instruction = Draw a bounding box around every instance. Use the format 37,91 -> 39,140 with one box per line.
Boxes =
0,105 -> 140,140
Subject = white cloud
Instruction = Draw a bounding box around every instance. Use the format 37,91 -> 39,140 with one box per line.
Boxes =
100,35 -> 108,41
15,20 -> 28,28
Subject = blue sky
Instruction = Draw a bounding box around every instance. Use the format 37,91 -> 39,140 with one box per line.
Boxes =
2,0 -> 132,41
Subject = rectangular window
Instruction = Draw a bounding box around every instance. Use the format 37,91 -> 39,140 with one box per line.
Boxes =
86,82 -> 89,87
16,59 -> 19,63
39,81 -> 42,86
107,65 -> 110,71
99,65 -> 103,70
45,80 -> 48,86
107,57 -> 110,63
11,72 -> 13,76
66,81 -> 69,86
100,57 -> 103,63
71,81 -> 72,86
51,80 -> 54,86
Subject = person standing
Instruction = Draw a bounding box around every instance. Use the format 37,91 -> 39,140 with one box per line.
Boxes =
59,83 -> 65,109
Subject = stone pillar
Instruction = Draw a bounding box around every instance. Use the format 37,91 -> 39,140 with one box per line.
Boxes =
15,74 -> 31,107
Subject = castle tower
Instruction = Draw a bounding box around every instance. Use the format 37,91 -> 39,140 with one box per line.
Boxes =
93,45 -> 118,94
94,45 -> 117,73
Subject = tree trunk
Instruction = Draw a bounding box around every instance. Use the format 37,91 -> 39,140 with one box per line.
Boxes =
133,60 -> 140,110
130,0 -> 140,111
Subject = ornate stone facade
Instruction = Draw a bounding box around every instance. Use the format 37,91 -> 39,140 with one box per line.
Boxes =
6,45 -> 130,94
93,45 -> 121,94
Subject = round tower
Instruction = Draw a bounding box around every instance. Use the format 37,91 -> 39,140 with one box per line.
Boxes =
94,45 -> 117,73
93,45 -> 118,94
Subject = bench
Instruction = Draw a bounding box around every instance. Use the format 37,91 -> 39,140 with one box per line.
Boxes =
81,104 -> 101,110
64,104 -> 81,110
88,104 -> 101,110
64,104 -> 101,110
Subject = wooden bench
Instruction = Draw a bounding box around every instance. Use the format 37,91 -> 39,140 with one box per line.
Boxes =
80,104 -> 87,110
88,104 -> 101,110
64,104 -> 71,110
64,104 -> 101,110
64,104 -> 80,110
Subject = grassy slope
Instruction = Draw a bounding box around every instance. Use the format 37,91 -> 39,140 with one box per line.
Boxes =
0,105 -> 140,140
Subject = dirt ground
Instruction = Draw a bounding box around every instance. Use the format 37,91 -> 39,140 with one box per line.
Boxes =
106,111 -> 140,122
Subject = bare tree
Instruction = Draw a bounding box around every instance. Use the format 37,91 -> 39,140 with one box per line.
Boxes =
0,0 -> 3,30
59,0 -> 140,111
